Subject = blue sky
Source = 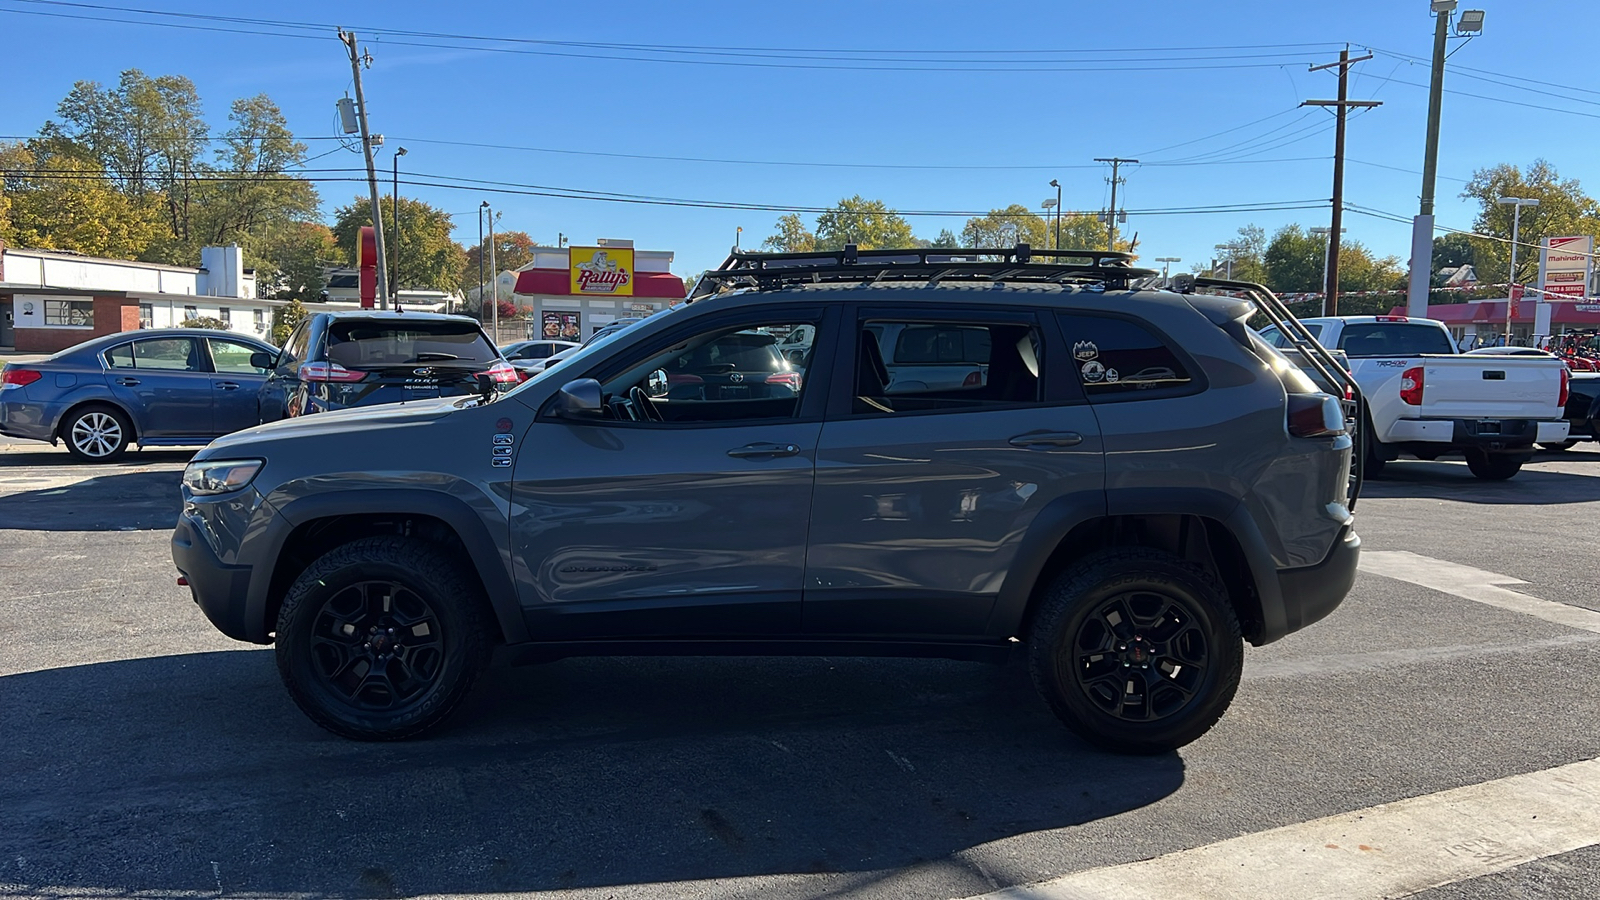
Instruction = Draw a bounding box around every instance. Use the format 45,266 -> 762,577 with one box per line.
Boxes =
0,0 -> 1591,280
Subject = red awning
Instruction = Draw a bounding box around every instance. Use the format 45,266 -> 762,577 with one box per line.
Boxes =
513,268 -> 686,300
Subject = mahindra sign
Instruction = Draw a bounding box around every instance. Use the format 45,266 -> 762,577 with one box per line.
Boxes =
1539,236 -> 1592,300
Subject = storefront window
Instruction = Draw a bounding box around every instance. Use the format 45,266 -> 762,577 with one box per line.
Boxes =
139,304 -> 154,329
44,299 -> 94,327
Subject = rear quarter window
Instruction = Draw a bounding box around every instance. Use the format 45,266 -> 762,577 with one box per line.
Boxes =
1057,314 -> 1195,399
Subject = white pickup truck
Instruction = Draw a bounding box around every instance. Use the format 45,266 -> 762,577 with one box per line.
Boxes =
1259,315 -> 1570,480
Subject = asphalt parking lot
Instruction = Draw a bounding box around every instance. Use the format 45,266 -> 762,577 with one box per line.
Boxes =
1,434 -> 1598,900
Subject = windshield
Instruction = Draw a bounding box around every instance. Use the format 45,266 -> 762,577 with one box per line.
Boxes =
326,320 -> 499,368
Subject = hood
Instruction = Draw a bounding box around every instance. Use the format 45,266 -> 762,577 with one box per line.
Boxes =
199,396 -> 466,458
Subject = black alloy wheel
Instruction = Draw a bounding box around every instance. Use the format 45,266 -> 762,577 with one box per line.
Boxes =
276,536 -> 492,740
1028,548 -> 1243,754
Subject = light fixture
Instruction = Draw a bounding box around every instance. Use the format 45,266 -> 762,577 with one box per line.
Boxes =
1456,9 -> 1485,34
1041,198 -> 1058,209
1497,197 -> 1540,207
1430,0 -> 1457,12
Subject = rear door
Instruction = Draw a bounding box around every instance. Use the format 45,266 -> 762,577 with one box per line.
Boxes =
104,336 -> 213,439
204,337 -> 272,434
804,307 -> 1104,637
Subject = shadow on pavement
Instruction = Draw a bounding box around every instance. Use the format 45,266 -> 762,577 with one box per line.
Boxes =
0,651 -> 1184,896
0,447 -> 194,467
1362,459 -> 1600,504
0,469 -> 181,530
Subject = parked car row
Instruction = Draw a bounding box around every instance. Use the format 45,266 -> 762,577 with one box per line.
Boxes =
0,312 -> 520,462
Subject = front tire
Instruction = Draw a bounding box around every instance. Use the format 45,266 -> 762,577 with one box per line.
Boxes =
1465,450 -> 1524,480
1026,548 -> 1243,754
275,536 -> 493,741
62,405 -> 132,462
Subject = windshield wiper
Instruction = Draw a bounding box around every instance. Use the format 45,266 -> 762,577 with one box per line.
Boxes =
412,352 -> 461,362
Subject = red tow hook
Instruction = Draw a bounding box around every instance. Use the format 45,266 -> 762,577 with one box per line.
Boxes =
177,576 -> 189,586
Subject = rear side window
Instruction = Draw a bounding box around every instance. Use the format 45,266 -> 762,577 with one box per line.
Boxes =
855,319 -> 1041,414
1057,314 -> 1193,398
325,321 -> 498,369
1336,323 -> 1453,358
1258,323 -> 1322,348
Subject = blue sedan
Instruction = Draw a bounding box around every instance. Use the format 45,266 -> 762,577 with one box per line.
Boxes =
0,328 -> 278,461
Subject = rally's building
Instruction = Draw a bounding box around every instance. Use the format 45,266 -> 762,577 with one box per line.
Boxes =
508,240 -> 686,341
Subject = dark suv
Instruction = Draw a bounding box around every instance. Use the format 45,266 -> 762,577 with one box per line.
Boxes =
173,246 -> 1361,754
258,311 -> 519,421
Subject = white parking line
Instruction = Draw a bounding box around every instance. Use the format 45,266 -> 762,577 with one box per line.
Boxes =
1359,551 -> 1600,635
964,757 -> 1600,900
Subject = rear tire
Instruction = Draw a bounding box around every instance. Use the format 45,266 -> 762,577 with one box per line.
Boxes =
1026,548 -> 1243,755
1364,432 -> 1387,477
1465,450 -> 1524,480
275,536 -> 493,741
61,405 -> 132,462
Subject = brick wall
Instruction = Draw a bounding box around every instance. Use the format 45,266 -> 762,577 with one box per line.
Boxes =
12,295 -> 138,353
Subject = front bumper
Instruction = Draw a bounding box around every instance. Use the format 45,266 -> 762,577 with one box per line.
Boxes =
1275,525 -> 1361,635
172,512 -> 259,643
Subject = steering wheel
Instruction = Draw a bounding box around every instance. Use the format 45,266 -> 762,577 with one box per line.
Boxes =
629,386 -> 663,422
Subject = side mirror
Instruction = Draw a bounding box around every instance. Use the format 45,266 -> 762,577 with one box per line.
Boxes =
553,378 -> 604,417
249,351 -> 276,370
646,369 -> 669,398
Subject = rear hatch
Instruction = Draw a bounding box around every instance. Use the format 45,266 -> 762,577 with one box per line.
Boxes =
321,320 -> 508,408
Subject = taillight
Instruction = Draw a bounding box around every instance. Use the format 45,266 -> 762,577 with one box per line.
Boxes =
1559,367 -> 1570,407
297,362 -> 366,383
1,368 -> 43,389
1399,366 -> 1425,406
1375,315 -> 1409,322
962,370 -> 984,387
766,372 -> 802,390
1287,393 -> 1347,438
481,361 -> 521,384
515,368 -> 531,383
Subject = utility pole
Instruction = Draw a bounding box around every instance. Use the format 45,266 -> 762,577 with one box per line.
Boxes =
482,201 -> 498,341
391,146 -> 406,303
1304,49 -> 1381,316
340,30 -> 390,309
1407,3 -> 1486,317
1094,157 -> 1137,251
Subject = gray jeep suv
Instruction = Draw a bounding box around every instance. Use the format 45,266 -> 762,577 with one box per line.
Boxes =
173,246 -> 1362,754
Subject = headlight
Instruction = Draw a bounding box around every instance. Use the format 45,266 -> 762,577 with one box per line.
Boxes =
182,459 -> 264,495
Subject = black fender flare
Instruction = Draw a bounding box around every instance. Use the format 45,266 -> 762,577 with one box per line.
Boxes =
245,488 -> 528,645
987,487 -> 1288,644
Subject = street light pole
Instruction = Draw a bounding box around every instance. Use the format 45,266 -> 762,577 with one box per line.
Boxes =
477,206 -> 485,319
1049,179 -> 1062,249
1310,227 -> 1346,301
482,201 -> 497,341
391,146 -> 406,303
1155,257 -> 1181,285
1499,196 -> 1539,345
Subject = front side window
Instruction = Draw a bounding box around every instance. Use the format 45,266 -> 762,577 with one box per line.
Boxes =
1058,314 -> 1193,398
597,321 -> 812,424
45,299 -> 94,327
854,319 -> 1041,414
208,338 -> 271,375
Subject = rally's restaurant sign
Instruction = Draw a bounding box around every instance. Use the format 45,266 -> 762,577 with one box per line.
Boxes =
570,247 -> 634,296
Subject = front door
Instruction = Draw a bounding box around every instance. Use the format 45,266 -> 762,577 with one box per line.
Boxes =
509,308 -> 834,640
204,337 -> 271,434
104,336 -> 214,439
804,309 -> 1105,637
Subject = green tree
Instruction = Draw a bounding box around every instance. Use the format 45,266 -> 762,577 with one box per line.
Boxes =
1200,224 -> 1267,283
960,204 -> 1050,249
256,221 -> 337,301
761,213 -> 816,252
196,96 -> 318,245
930,228 -> 959,249
1264,224 -> 1325,293
1057,213 -> 1133,254
332,195 -> 465,293
814,196 -> 914,251
1339,243 -> 1407,294
0,139 -> 162,259
180,316 -> 230,329
271,298 -> 309,345
1462,160 -> 1600,286
1432,232 -> 1476,278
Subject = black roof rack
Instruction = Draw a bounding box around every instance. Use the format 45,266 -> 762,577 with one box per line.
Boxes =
689,243 -> 1159,299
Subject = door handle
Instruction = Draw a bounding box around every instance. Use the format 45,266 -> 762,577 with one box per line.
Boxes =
115,377 -> 140,386
727,442 -> 802,459
216,381 -> 240,390
1009,431 -> 1084,448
